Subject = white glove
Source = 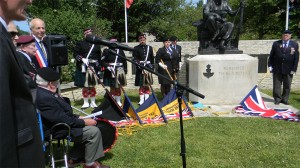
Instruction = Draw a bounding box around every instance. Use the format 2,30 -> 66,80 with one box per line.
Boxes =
158,62 -> 167,69
179,62 -> 183,70
107,66 -> 113,71
81,58 -> 88,65
268,67 -> 273,72
290,71 -> 295,75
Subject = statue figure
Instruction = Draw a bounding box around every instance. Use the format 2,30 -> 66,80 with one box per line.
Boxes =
193,0 -> 244,54
204,0 -> 236,49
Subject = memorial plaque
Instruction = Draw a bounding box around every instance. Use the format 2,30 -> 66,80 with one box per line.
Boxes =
188,54 -> 258,104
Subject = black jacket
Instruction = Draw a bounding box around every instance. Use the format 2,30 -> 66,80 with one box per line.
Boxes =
268,40 -> 299,75
0,23 -> 44,167
155,46 -> 179,84
73,39 -> 102,71
132,44 -> 155,86
36,87 -> 85,138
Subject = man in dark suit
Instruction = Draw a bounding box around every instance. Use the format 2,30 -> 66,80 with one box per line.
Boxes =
17,35 -> 38,74
170,36 -> 182,71
0,0 -> 45,167
16,35 -> 38,101
35,67 -> 110,168
268,30 -> 299,105
30,18 -> 49,69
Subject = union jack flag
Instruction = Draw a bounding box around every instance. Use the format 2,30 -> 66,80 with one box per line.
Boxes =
164,108 -> 194,120
235,85 -> 299,122
141,116 -> 165,125
111,119 -> 138,127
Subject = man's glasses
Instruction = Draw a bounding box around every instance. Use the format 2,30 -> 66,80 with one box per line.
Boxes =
9,31 -> 19,37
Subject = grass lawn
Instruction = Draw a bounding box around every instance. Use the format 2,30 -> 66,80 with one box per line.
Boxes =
103,117 -> 300,168
50,90 -> 300,168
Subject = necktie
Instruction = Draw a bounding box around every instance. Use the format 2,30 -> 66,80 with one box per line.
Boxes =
283,42 -> 287,48
30,62 -> 36,71
39,41 -> 47,59
167,47 -> 172,56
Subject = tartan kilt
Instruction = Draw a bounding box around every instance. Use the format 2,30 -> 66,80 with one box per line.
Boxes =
103,67 -> 126,88
103,77 -> 116,87
135,70 -> 153,86
74,69 -> 86,87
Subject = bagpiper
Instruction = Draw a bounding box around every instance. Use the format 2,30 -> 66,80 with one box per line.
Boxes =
73,28 -> 102,108
102,38 -> 127,106
132,34 -> 155,105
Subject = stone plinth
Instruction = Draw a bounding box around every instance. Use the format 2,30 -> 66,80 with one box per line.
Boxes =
188,54 -> 258,105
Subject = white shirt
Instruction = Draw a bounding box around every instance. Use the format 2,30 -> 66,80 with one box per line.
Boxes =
0,17 -> 8,30
18,50 -> 32,62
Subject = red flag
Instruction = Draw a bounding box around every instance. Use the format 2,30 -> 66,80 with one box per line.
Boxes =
126,0 -> 133,8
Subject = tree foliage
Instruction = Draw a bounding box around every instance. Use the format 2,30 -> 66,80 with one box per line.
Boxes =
29,0 -> 300,42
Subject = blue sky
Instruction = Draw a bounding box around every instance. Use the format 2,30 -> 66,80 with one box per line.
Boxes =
15,20 -> 30,32
15,0 -> 201,32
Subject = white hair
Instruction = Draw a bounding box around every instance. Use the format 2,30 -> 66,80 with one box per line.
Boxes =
35,74 -> 49,86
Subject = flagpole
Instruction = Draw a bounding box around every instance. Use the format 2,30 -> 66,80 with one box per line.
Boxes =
124,0 -> 128,43
286,0 -> 290,30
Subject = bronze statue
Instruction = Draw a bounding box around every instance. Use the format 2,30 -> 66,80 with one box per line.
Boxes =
204,0 -> 236,48
193,0 -> 244,54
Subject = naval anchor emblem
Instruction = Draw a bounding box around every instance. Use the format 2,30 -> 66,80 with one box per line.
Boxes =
203,64 -> 214,79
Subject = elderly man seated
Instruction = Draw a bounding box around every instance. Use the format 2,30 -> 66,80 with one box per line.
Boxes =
35,67 -> 110,168
16,35 -> 38,101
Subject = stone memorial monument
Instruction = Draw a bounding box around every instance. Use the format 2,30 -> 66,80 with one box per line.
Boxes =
189,0 -> 258,105
188,54 -> 258,105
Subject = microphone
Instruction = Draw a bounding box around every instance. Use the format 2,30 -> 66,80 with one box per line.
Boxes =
85,35 -> 134,51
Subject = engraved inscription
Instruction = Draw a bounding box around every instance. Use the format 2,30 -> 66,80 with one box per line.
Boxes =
219,66 -> 246,78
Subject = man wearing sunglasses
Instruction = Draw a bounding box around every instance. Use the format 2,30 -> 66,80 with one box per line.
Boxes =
7,21 -> 19,47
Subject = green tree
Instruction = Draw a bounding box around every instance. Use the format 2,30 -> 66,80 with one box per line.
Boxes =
96,0 -> 194,41
29,1 -> 112,82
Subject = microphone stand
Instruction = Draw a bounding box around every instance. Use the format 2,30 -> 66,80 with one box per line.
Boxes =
107,48 -> 205,168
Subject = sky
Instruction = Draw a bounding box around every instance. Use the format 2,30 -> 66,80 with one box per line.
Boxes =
14,20 -> 30,33
15,0 -> 201,33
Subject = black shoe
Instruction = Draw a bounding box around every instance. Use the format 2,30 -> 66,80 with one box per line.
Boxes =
68,158 -> 85,168
281,101 -> 289,105
274,101 -> 280,105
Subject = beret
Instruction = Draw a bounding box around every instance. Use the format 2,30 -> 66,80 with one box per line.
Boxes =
170,36 -> 178,41
16,35 -> 35,45
138,34 -> 146,39
282,30 -> 292,34
83,27 -> 92,32
162,37 -> 171,42
110,38 -> 118,42
37,67 -> 60,81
